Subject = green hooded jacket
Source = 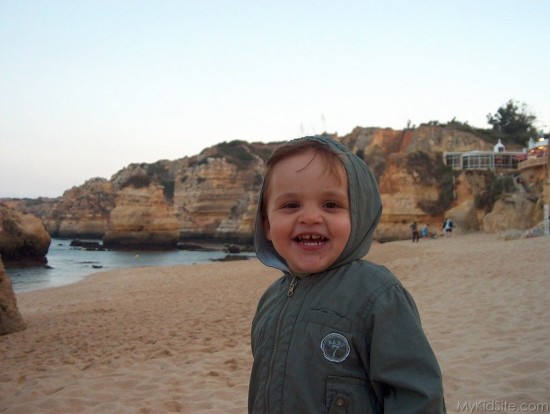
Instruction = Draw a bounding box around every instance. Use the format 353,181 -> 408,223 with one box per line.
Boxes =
249,136 -> 446,413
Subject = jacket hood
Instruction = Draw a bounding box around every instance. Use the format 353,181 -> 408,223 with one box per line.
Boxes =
254,136 -> 383,274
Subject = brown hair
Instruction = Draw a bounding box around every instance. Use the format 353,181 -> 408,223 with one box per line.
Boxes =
261,138 -> 346,218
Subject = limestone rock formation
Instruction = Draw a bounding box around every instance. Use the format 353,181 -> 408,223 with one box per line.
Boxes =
44,178 -> 115,238
103,184 -> 179,248
446,200 -> 480,233
174,156 -> 264,243
0,258 -> 26,335
339,125 -> 495,241
376,153 -> 441,240
6,178 -> 116,239
405,125 -> 495,154
483,193 -> 540,233
0,204 -> 51,262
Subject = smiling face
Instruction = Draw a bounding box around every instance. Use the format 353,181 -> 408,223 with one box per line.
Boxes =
262,149 -> 351,274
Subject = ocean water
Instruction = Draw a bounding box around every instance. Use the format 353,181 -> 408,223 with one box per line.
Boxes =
5,239 -> 254,293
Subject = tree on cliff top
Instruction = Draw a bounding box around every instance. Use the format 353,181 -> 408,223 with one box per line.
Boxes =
487,99 -> 538,146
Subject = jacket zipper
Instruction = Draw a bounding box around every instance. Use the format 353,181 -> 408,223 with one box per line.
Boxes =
264,275 -> 298,413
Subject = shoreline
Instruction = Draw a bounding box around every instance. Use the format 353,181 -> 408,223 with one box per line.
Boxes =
2,232 -> 549,412
7,240 -> 256,294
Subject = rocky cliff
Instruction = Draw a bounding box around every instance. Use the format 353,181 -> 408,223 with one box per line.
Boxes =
173,148 -> 266,243
0,204 -> 51,262
340,126 -> 492,240
6,125 -> 545,246
104,183 -> 179,248
0,258 -> 26,335
45,177 -> 115,238
14,141 -> 277,248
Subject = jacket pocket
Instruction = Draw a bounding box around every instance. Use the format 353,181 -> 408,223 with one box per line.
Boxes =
325,376 -> 380,414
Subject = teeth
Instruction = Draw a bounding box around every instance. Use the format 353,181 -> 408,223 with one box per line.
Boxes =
301,234 -> 320,240
297,234 -> 325,244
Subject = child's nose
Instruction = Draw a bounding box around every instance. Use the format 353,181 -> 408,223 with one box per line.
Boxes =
299,206 -> 322,224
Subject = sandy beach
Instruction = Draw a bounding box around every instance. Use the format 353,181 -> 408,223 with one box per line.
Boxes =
1,232 -> 549,413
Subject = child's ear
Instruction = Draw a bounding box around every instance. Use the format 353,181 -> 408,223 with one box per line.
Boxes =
263,217 -> 272,240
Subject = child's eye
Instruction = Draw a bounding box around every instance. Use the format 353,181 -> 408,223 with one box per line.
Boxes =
282,202 -> 299,209
323,201 -> 340,209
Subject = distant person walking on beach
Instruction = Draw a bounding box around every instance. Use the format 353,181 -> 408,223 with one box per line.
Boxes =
410,220 -> 420,242
421,224 -> 429,238
443,218 -> 454,237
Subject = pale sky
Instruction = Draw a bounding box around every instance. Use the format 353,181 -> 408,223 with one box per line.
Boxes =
1,0 -> 549,198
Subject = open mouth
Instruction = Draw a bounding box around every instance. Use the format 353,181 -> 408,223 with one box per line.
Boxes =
294,234 -> 328,246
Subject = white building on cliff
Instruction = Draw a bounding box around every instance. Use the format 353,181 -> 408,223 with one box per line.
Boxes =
444,139 -> 523,171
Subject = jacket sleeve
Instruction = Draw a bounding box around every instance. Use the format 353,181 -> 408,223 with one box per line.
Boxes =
365,284 -> 446,413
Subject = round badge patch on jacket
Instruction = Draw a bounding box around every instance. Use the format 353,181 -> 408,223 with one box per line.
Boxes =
320,333 -> 350,363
